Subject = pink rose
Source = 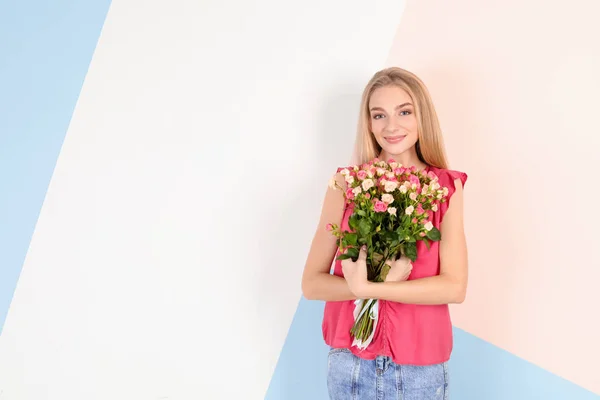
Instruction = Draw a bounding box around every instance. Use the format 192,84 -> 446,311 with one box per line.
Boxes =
357,170 -> 368,180
325,223 -> 333,231
374,200 -> 388,212
365,193 -> 371,199
346,188 -> 355,200
419,232 -> 426,237
416,203 -> 424,215
412,218 -> 418,224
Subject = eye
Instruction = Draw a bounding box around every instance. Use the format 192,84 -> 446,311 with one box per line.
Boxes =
399,110 -> 412,116
372,114 -> 385,120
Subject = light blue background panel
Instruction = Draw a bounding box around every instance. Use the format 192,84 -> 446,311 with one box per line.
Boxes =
0,0 -> 112,334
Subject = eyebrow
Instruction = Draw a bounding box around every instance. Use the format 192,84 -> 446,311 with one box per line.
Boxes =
369,103 -> 413,112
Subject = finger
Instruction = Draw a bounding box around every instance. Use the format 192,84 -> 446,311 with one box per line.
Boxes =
358,245 -> 367,262
341,261 -> 349,274
393,258 -> 408,268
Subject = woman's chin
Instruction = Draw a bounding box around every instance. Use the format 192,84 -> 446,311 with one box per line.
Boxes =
380,143 -> 411,156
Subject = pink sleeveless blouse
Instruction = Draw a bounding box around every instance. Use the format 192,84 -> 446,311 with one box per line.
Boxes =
321,165 -> 468,365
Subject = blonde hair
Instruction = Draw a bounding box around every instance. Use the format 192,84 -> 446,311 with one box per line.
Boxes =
351,67 -> 449,169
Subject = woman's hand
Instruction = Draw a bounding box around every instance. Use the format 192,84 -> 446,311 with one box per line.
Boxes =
384,255 -> 413,282
341,245 -> 370,297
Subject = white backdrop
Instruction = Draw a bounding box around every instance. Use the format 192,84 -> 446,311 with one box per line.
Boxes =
0,0 -> 406,399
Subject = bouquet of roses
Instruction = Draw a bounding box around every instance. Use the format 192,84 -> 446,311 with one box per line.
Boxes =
327,158 -> 450,350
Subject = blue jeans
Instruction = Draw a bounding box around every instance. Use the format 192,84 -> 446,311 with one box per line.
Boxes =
327,348 -> 449,400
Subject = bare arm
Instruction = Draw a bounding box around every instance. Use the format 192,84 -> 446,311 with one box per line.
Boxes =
301,173 -> 357,301
343,178 -> 468,305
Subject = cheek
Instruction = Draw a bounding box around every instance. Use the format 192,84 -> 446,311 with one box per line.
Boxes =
407,135 -> 419,147
370,119 -> 385,133
406,116 -> 419,132
402,117 -> 419,138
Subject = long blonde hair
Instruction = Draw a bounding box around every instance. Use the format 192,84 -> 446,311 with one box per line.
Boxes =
351,67 -> 449,169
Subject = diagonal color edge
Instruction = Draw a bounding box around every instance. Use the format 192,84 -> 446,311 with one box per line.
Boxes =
265,298 -> 600,399
0,0 -> 113,334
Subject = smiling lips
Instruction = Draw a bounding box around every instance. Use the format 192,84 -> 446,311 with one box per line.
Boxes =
384,135 -> 406,144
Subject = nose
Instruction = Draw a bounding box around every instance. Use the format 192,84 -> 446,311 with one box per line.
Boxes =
385,116 -> 402,133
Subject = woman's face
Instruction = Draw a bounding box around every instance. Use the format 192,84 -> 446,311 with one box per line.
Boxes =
368,85 -> 419,156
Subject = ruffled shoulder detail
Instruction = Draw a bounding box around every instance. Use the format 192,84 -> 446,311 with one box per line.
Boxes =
439,168 -> 467,199
428,166 -> 468,222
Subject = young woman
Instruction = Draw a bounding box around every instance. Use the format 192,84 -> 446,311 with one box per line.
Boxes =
301,67 -> 468,400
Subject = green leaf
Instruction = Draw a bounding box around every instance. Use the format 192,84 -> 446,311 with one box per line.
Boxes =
396,227 -> 406,237
346,247 -> 359,259
355,209 -> 367,217
358,219 -> 373,236
336,253 -> 353,261
372,251 -> 384,265
349,215 -> 359,230
423,237 -> 431,250
426,226 -> 441,241
404,242 -> 417,262
381,231 -> 396,244
345,233 -> 358,246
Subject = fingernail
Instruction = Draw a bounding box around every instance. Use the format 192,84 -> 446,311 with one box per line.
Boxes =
362,245 -> 367,250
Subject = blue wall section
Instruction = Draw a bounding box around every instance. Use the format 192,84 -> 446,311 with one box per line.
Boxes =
265,298 -> 600,399
0,0 -> 112,334
449,327 -> 599,400
264,299 -> 330,400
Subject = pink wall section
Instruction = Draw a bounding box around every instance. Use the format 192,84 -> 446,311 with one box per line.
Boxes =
384,0 -> 600,394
